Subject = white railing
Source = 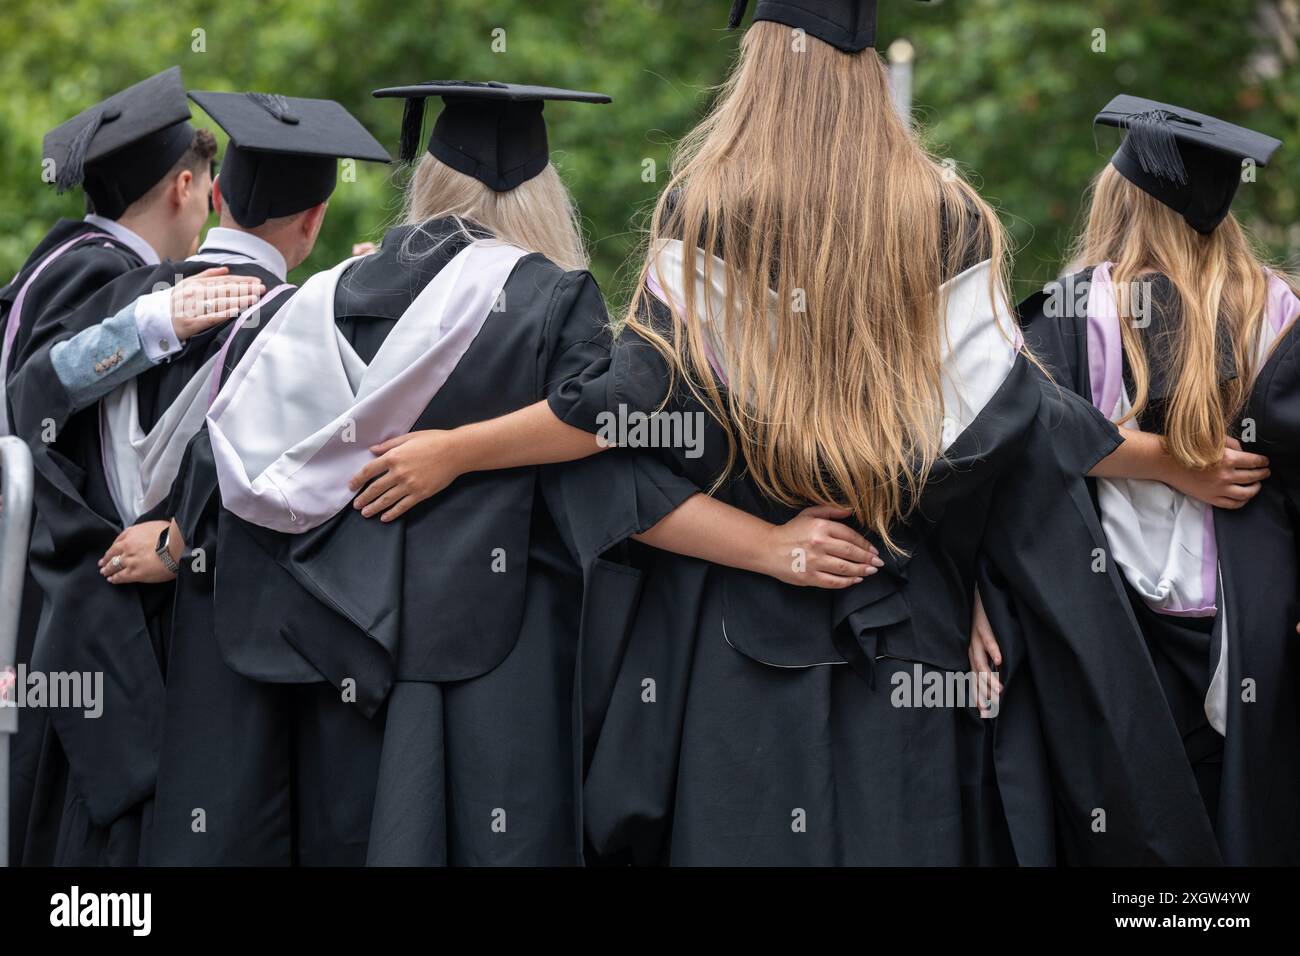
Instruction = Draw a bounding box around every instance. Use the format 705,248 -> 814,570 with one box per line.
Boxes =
0,436 -> 34,867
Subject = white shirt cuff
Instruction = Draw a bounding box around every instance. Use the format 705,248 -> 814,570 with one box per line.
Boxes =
134,288 -> 181,363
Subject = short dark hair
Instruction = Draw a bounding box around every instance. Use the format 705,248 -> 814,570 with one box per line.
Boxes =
173,127 -> 219,178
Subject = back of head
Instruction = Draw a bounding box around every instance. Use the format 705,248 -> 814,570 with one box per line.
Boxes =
631,19 -> 1007,547
1074,163 -> 1277,469
112,126 -> 218,217
401,153 -> 588,273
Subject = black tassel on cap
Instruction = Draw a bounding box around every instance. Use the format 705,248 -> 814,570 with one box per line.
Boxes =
398,98 -> 427,163
1121,109 -> 1191,186
728,0 -> 750,29
55,106 -> 119,194
246,91 -> 300,124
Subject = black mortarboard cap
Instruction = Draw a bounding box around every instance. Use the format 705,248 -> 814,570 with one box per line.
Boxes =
727,0 -> 932,53
1096,94 -> 1283,235
189,90 -> 391,228
42,66 -> 196,219
372,81 -> 612,191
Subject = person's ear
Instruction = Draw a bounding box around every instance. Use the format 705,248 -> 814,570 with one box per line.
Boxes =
211,175 -> 225,217
304,201 -> 328,240
173,168 -> 194,210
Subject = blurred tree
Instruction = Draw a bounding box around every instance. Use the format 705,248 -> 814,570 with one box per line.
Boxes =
2,0 -> 1296,309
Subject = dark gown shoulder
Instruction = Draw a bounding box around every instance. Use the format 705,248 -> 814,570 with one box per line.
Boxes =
5,221 -> 147,372
336,217 -> 493,321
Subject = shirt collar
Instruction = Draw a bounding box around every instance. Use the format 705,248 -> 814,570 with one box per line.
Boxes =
194,227 -> 288,282
83,214 -> 161,267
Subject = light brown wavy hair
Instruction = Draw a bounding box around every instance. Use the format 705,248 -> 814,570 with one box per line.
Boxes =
623,21 -> 1009,549
1071,163 -> 1294,469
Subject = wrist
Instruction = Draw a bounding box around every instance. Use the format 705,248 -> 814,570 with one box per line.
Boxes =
1151,447 -> 1186,489
745,519 -> 781,579
155,524 -> 180,575
449,425 -> 486,475
167,521 -> 185,564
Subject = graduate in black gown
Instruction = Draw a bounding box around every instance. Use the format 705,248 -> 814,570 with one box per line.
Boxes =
1008,96 -> 1300,864
156,80 -> 879,866
1,66 -> 219,865
6,90 -> 388,865
343,9 -> 1219,865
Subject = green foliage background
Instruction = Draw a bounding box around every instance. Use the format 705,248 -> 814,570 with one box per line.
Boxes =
2,0 -> 1298,307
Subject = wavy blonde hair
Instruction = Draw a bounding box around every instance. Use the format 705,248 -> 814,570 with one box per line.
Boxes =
1071,164 -> 1293,469
624,22 -> 1009,549
401,154 -> 589,272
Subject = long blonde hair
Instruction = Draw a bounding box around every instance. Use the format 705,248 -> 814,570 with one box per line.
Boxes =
401,154 -> 589,272
1071,164 -> 1287,469
624,22 -> 1009,548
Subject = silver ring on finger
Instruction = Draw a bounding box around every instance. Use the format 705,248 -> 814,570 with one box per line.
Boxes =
111,554 -> 123,570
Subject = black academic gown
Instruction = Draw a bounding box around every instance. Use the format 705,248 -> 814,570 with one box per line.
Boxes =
147,219 -> 696,866
1014,268 -> 1298,864
544,255 -> 1219,865
1,218 -> 150,866
6,252 -> 284,865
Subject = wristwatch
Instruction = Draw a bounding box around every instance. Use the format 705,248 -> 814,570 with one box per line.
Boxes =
155,526 -> 180,574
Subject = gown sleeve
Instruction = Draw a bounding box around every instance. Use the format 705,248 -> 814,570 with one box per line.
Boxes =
546,286 -> 677,436
540,273 -> 702,559
10,242 -> 144,369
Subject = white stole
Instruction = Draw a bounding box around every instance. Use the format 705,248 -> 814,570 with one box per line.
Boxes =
208,240 -> 527,534
99,284 -> 293,525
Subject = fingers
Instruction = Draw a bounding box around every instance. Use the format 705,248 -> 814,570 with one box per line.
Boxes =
1224,448 -> 1268,471
173,277 -> 266,322
820,538 -> 881,570
101,553 -> 128,581
1224,436 -> 1242,451
822,521 -> 882,561
353,471 -> 401,511
189,266 -> 230,280
800,505 -> 853,520
360,485 -> 408,519
348,456 -> 391,493
812,554 -> 874,578
369,433 -> 415,455
1230,466 -> 1270,484
968,635 -> 989,676
968,637 -> 1001,718
380,496 -> 418,523
809,571 -> 863,590
1224,482 -> 1261,505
